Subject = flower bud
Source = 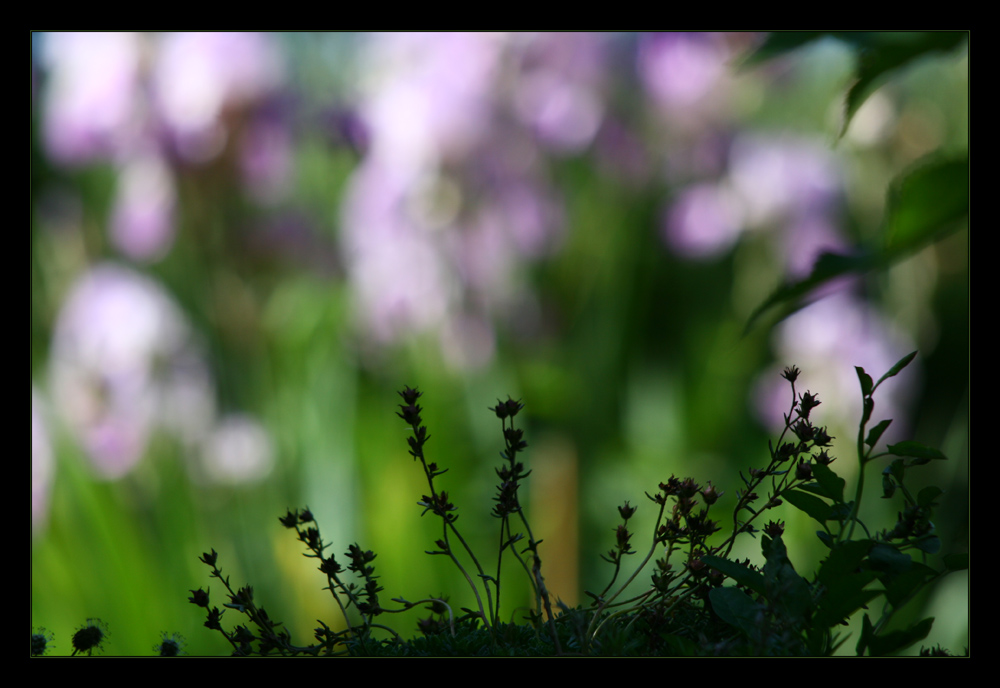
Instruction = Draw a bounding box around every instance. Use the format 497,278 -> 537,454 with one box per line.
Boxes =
764,520 -> 785,537
701,482 -> 723,505
189,588 -> 210,607
795,461 -> 813,481
618,501 -> 637,520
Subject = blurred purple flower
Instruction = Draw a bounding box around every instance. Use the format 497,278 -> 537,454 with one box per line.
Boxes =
153,32 -> 284,163
32,388 -> 53,534
728,133 -> 842,227
39,32 -> 143,165
49,264 -> 212,478
198,414 -> 275,485
594,117 -> 654,186
638,32 -> 729,112
340,33 -> 586,366
663,182 -> 744,259
360,32 -> 502,175
513,32 -> 609,153
753,292 -> 918,443
109,152 -> 177,261
322,106 -> 371,157
39,32 -> 288,264
340,161 -> 454,344
439,312 -> 496,372
239,104 -> 294,204
662,133 -> 847,267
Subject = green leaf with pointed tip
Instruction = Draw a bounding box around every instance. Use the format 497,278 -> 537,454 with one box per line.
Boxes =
762,535 -> 813,622
814,575 -> 881,630
797,482 -> 832,499
818,540 -> 873,586
865,419 -> 892,449
884,563 -> 936,607
917,486 -> 943,507
857,612 -> 875,656
867,543 -> 912,575
829,501 -> 854,522
868,617 -> 934,656
887,441 -> 947,462
743,251 -> 875,336
783,489 -> 833,524
842,32 -> 967,138
703,555 -> 765,596
737,31 -> 833,68
856,367 -> 873,397
875,351 -> 919,389
884,158 -> 968,257
862,397 -> 874,426
881,473 -> 897,499
885,458 -> 906,481
812,463 -> 846,504
743,153 -> 966,338
709,586 -> 761,636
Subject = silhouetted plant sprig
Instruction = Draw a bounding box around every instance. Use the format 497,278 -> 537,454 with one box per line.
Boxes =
696,352 -> 967,656
398,385 -> 496,635
488,395 -> 561,653
174,354 -> 963,656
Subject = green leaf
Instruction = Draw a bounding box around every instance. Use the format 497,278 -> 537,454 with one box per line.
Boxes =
857,612 -> 875,656
887,441 -> 947,462
657,634 -> 703,657
914,536 -> 941,554
743,251 -> 875,336
884,563 -> 936,607
874,351 -> 918,389
811,463 -> 846,504
868,617 -> 934,656
737,31 -> 835,68
797,482 -> 832,499
867,542 -> 912,575
762,535 -> 813,622
943,553 -> 968,571
862,397 -> 874,426
856,367 -> 873,397
783,489 -> 833,524
883,157 -> 968,258
742,154 -> 967,338
829,501 -> 854,522
814,574 -> 881,630
702,555 -> 765,596
917,486 -> 943,507
842,32 -> 967,136
740,33 -> 968,139
709,586 -> 762,637
881,473 -> 896,499
818,540 -> 873,586
885,458 -> 906,482
865,419 -> 892,449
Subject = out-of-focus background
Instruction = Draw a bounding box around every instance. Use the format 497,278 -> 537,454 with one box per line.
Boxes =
31,32 -> 968,656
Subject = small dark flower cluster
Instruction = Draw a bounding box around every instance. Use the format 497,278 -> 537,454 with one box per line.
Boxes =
30,628 -> 54,657
491,397 -> 530,519
189,548 -> 306,656
731,373 -> 836,540
885,504 -> 934,541
641,476 -> 725,598
31,619 -> 186,657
